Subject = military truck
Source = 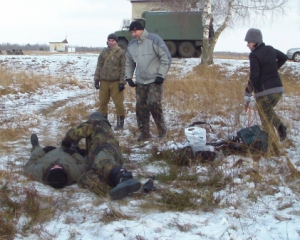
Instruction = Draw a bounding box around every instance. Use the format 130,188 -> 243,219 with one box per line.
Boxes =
115,11 -> 214,58
6,49 -> 24,55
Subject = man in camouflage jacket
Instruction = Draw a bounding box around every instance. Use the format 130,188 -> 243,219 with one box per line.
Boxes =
24,134 -> 88,189
94,33 -> 126,131
62,112 -> 141,200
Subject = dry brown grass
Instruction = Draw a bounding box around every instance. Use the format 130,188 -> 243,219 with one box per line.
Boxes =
163,63 -> 246,133
0,66 -> 81,98
1,56 -> 300,237
100,203 -> 134,224
0,183 -> 56,239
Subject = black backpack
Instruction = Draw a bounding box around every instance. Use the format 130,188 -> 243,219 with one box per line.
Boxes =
208,125 -> 269,155
236,125 -> 269,153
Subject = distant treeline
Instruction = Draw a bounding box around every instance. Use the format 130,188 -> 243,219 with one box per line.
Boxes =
214,51 -> 249,57
0,43 -> 103,52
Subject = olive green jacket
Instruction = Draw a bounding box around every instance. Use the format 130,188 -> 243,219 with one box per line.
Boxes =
24,146 -> 88,186
94,45 -> 126,84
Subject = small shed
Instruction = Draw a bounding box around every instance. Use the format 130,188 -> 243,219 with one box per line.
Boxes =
49,39 -> 68,52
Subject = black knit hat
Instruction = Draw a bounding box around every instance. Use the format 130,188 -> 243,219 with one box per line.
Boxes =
47,168 -> 68,189
129,21 -> 144,31
107,33 -> 118,42
244,28 -> 263,44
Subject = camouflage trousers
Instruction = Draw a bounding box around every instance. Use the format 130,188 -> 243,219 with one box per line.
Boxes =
77,169 -> 110,196
256,93 -> 283,155
256,93 -> 283,132
78,150 -> 122,195
99,80 -> 125,116
92,150 -> 123,180
136,83 -> 166,135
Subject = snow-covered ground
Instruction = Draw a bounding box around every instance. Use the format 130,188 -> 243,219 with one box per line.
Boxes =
1,54 -> 300,240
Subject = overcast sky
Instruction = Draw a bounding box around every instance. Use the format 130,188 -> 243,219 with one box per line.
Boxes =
0,0 -> 299,53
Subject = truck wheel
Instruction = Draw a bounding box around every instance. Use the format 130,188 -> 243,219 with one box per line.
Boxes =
195,47 -> 202,57
118,40 -> 128,51
178,41 -> 196,58
165,41 -> 177,57
293,52 -> 300,62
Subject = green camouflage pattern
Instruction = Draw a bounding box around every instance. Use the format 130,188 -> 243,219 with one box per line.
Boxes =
256,93 -> 283,155
94,45 -> 126,84
64,119 -> 123,181
256,93 -> 282,131
136,83 -> 166,135
77,169 -> 110,196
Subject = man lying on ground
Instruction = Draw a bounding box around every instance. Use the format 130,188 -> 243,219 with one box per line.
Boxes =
24,134 -> 89,189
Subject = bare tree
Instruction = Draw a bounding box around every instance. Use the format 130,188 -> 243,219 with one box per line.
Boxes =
201,0 -> 288,65
156,0 -> 288,65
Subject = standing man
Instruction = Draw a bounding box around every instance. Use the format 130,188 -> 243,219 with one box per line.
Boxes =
94,33 -> 126,131
244,28 -> 288,151
125,21 -> 172,142
62,112 -> 141,200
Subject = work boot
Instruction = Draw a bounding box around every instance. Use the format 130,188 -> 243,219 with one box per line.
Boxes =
114,115 -> 125,131
30,134 -> 39,147
143,176 -> 156,193
109,166 -> 141,200
137,133 -> 151,142
158,129 -> 167,139
278,123 -> 287,141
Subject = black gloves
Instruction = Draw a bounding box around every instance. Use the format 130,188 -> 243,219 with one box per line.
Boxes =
42,146 -> 56,153
61,136 -> 72,148
126,78 -> 137,87
61,136 -> 78,155
119,83 -> 125,92
126,77 -> 164,86
63,147 -> 76,156
94,80 -> 100,90
154,76 -> 164,84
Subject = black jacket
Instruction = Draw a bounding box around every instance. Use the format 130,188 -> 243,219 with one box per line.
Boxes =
245,43 -> 287,97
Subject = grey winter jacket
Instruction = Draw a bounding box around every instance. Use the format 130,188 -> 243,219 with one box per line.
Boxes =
24,146 -> 88,186
125,29 -> 172,84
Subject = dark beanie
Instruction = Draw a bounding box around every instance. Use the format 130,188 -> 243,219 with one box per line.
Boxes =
244,28 -> 263,44
107,33 -> 118,42
47,168 -> 68,189
129,21 -> 144,31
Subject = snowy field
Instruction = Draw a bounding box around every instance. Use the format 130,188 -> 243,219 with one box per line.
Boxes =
1,54 -> 300,240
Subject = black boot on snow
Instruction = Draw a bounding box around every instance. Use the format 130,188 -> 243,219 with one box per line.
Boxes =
278,123 -> 287,141
109,166 -> 141,200
30,134 -> 39,147
114,115 -> 125,131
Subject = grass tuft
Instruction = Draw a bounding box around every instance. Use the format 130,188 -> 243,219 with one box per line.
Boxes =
100,203 -> 133,223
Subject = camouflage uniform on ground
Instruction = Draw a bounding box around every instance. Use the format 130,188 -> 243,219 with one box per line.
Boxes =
62,113 -> 123,191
